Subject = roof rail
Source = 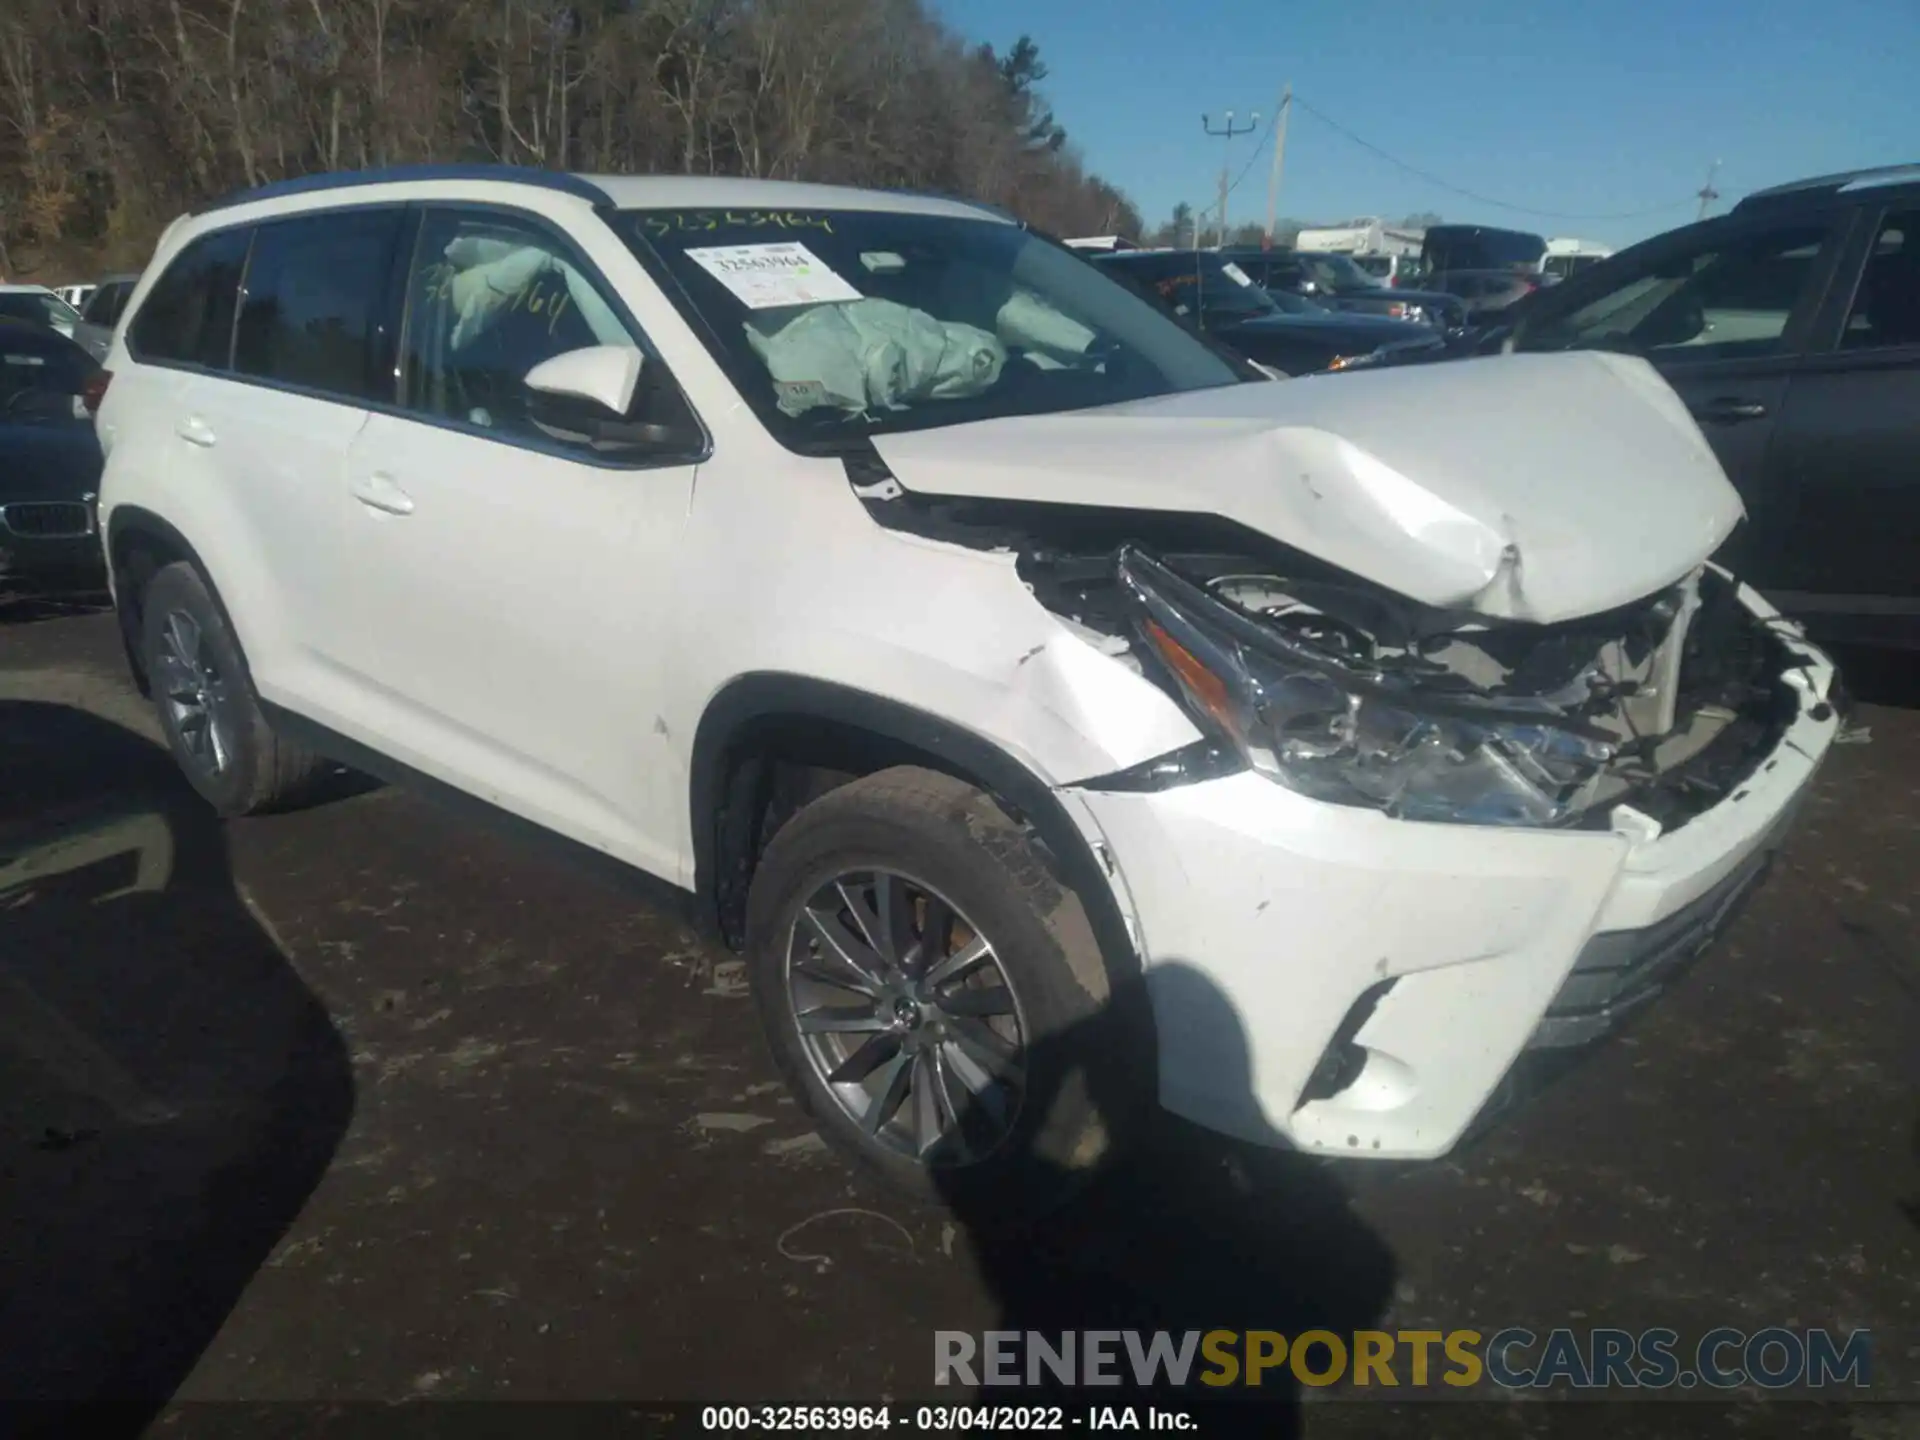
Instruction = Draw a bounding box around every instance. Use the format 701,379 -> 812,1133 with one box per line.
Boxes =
879,186 -> 1019,223
193,163 -> 614,216
1735,163 -> 1920,210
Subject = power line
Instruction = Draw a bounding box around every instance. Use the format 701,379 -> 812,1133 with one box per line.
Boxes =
1287,95 -> 1701,222
1223,104 -> 1282,201
1202,108 -> 1263,246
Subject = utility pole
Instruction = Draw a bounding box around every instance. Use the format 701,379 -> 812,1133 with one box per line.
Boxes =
1263,84 -> 1292,249
1696,159 -> 1722,221
1202,109 -> 1259,248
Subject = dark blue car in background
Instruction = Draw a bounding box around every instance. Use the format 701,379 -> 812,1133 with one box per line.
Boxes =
0,318 -> 106,595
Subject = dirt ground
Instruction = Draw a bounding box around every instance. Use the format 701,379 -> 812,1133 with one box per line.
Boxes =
2,602 -> 1915,1439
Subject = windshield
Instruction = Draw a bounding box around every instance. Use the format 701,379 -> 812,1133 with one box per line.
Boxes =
624,210 -> 1243,451
1099,253 -> 1284,321
0,292 -> 82,329
1422,227 -> 1547,274
1302,254 -> 1375,289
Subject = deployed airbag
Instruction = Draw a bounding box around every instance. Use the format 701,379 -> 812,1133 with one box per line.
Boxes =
745,298 -> 1007,417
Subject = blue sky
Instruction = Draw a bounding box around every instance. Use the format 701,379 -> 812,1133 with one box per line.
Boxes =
935,0 -> 1919,248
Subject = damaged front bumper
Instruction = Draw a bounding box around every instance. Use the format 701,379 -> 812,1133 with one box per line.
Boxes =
1066,578 -> 1837,1159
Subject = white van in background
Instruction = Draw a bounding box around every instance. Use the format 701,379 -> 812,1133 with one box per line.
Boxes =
1544,237 -> 1614,280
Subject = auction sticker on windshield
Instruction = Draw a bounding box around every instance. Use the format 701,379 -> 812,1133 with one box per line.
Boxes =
685,242 -> 864,309
1222,262 -> 1255,287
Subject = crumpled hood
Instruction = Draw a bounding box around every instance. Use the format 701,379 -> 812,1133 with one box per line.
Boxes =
868,349 -> 1744,624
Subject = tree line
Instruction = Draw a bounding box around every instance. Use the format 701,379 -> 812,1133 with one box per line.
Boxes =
0,0 -> 1144,277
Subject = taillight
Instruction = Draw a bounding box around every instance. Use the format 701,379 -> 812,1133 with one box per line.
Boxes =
82,369 -> 111,415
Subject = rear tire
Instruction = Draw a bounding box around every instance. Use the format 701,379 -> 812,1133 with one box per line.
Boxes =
140,561 -> 329,816
744,766 -> 1142,1217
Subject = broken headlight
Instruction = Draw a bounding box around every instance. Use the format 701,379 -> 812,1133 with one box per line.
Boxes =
1119,549 -> 1615,827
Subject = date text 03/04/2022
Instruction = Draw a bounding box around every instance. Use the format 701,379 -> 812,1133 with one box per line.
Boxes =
700,1404 -> 1195,1431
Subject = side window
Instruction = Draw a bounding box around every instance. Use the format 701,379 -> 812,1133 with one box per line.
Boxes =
1533,222 -> 1829,361
1842,210 -> 1920,350
399,208 -> 668,455
126,230 -> 249,369
234,208 -> 404,401
82,281 -> 133,328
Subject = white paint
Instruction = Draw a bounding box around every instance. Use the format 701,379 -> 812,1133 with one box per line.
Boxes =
523,344 -> 644,416
872,348 -> 1743,624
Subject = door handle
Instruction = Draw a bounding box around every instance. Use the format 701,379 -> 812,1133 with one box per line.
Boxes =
350,472 -> 415,516
1692,397 -> 1769,424
174,415 -> 217,447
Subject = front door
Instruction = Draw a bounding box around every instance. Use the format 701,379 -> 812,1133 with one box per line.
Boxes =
327,204 -> 702,879
1762,205 -> 1920,639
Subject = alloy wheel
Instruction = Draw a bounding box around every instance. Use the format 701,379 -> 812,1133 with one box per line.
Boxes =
153,607 -> 232,776
784,869 -> 1027,1167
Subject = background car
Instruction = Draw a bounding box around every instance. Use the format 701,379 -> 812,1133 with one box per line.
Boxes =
1376,165 -> 1920,650
1093,249 -> 1445,375
0,319 -> 106,594
1497,164 -> 1920,647
1225,247 -> 1469,329
72,273 -> 140,360
1353,253 -> 1427,288
0,285 -> 86,342
1430,267 -> 1547,320
55,283 -> 97,310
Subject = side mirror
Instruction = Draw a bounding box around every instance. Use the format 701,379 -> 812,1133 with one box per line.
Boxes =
523,345 -> 698,454
525,344 -> 643,415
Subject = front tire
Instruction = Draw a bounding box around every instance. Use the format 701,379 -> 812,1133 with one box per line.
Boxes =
744,766 -> 1140,1216
140,561 -> 328,816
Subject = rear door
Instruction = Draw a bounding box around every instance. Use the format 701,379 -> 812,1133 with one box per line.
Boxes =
177,206 -> 406,705
1759,204 -> 1920,641
1513,213 -> 1848,587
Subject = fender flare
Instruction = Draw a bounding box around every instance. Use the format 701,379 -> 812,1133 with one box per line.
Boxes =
103,506 -> 253,697
688,672 -> 1142,995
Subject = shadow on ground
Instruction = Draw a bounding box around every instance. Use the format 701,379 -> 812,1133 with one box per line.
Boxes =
933,963 -> 1399,1436
0,700 -> 354,1437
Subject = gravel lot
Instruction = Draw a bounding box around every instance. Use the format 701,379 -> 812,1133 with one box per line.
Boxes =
2,603 -> 1915,1438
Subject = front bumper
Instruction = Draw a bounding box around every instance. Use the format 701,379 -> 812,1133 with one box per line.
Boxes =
1069,581 -> 1838,1159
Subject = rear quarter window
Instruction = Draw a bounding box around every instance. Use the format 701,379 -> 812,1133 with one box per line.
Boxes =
127,229 -> 250,369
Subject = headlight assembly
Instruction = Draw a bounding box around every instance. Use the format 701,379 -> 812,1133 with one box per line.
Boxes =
1119,548 -> 1616,827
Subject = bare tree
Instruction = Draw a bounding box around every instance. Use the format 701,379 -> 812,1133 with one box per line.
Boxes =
0,1 -> 1141,278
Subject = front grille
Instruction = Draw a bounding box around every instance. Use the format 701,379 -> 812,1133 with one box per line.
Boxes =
1527,846 -> 1774,1050
1,501 -> 94,539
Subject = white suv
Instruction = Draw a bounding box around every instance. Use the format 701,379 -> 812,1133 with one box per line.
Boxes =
94,165 -> 1839,1209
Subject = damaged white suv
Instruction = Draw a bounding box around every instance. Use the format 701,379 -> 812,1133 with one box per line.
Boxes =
95,167 -> 1839,1209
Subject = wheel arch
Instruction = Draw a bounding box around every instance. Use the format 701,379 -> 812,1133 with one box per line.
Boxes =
104,506 -> 249,699
688,673 -> 1143,999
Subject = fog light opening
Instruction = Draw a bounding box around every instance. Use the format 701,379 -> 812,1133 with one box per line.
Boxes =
1296,978 -> 1396,1108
